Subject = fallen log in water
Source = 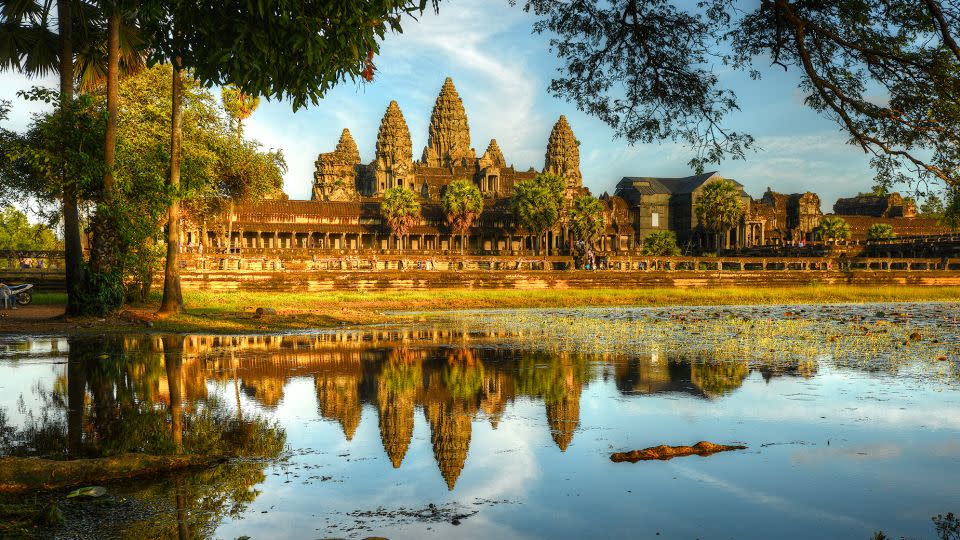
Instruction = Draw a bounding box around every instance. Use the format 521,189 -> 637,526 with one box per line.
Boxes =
0,453 -> 226,493
610,441 -> 747,463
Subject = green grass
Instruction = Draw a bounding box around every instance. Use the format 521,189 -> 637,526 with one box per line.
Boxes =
31,292 -> 67,306
172,284 -> 960,314
12,285 -> 960,335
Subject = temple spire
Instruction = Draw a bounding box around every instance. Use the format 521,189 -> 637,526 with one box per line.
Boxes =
334,128 -> 360,164
422,77 -> 475,167
544,115 -> 582,189
373,100 -> 414,194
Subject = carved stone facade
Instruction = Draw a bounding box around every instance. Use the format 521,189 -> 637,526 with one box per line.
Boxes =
312,128 -> 361,201
422,78 -> 476,168
544,115 -> 583,189
834,193 -> 917,218
189,77 -> 948,257
309,77 -> 579,206
750,189 -> 823,243
371,100 -> 415,196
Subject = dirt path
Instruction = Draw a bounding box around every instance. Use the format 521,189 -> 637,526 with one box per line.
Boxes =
0,304 -> 70,334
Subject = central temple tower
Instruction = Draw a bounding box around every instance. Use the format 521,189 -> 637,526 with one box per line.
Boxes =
422,78 -> 476,167
545,115 -> 583,189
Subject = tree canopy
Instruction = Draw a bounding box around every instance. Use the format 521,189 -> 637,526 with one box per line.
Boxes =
0,206 -> 61,251
816,216 -> 852,244
867,223 -> 896,241
381,186 -> 421,244
141,0 -> 441,110
511,173 -> 565,253
440,179 -> 483,252
568,194 -> 605,247
641,230 -> 681,256
516,0 -> 960,191
695,179 -> 744,233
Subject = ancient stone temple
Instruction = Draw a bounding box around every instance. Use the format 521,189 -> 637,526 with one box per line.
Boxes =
833,192 -> 917,218
544,115 -> 583,189
371,101 -> 415,196
184,76 -> 950,257
422,78 -> 476,167
312,128 -> 361,201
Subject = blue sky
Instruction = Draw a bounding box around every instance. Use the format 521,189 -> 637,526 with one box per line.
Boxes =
1,0 -> 880,208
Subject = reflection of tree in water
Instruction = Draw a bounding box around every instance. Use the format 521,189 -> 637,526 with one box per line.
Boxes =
2,336 -> 285,461
689,361 -> 750,399
443,348 -> 484,401
2,335 -> 286,539
516,351 -> 589,452
2,333 -> 764,500
114,460 -> 272,540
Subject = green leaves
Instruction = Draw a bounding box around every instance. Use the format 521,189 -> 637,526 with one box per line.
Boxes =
816,216 -> 852,243
0,206 -> 61,250
440,179 -> 483,236
381,186 -> 422,239
641,230 -> 680,256
867,223 -> 896,241
142,1 -> 441,111
568,194 -> 605,246
694,178 -> 744,233
511,174 -> 562,237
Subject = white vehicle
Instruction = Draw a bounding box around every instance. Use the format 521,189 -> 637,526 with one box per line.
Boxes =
7,283 -> 34,306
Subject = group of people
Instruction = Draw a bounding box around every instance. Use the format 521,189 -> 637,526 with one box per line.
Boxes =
17,257 -> 45,269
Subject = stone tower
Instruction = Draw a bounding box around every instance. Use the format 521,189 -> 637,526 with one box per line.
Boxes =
426,401 -> 472,491
422,78 -> 476,168
546,386 -> 581,452
477,139 -> 507,196
373,100 -> 414,195
315,372 -> 362,441
313,128 -> 361,201
377,361 -> 418,468
544,115 -> 582,189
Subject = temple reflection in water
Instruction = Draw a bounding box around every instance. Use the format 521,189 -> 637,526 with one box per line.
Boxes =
4,330 -> 816,491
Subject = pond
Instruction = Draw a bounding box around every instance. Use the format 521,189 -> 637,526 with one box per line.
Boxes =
2,302 -> 960,539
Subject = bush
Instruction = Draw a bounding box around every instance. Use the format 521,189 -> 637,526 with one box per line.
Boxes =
867,223 -> 895,241
642,230 -> 681,256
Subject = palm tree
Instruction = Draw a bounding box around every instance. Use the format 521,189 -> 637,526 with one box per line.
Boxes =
440,179 -> 482,254
511,173 -> 564,255
568,194 -> 606,250
381,187 -> 421,251
816,216 -> 851,245
221,85 -> 260,140
694,178 -> 744,251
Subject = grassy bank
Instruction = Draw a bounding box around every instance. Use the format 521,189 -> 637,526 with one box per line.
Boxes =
11,285 -> 960,335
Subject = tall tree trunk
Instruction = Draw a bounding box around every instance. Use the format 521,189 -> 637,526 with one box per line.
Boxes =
58,0 -> 85,316
90,11 -> 121,277
159,63 -> 184,314
163,335 -> 184,451
103,13 -> 119,200
67,339 -> 86,458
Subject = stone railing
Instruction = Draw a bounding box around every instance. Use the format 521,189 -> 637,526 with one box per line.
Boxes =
172,252 -> 960,273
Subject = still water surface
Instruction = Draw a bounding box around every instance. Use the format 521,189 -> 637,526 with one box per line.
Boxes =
2,303 -> 959,539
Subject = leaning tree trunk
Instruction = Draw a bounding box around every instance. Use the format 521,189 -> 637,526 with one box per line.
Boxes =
159,63 -> 185,314
58,0 -> 85,316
